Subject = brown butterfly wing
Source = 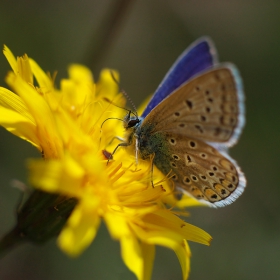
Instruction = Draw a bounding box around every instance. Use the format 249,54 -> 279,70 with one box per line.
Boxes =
142,64 -> 245,147
151,132 -> 245,207
140,64 -> 245,207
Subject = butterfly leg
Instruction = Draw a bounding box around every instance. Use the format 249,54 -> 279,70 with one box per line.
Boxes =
150,155 -> 155,188
106,136 -> 126,147
135,135 -> 139,165
107,141 -> 132,165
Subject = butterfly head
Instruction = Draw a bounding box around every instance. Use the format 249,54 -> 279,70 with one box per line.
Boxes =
123,110 -> 141,130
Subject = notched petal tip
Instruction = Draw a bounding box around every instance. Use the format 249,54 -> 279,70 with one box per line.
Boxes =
3,45 -> 17,74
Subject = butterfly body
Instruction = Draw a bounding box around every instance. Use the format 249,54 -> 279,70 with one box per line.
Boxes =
123,37 -> 246,207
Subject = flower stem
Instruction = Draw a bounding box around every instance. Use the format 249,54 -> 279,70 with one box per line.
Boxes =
0,227 -> 25,258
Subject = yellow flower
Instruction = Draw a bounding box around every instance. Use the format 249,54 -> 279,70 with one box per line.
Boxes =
0,46 -> 212,280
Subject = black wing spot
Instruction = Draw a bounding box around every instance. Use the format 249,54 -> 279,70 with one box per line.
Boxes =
169,138 -> 176,145
191,175 -> 198,181
172,154 -> 180,160
189,141 -> 196,148
195,125 -> 203,133
221,84 -> 226,91
214,127 -> 222,136
201,115 -> 207,122
186,100 -> 193,109
212,166 -> 218,171
200,175 -> 207,180
183,177 -> 191,184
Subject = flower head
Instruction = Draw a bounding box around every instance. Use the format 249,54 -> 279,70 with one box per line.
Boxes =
0,47 -> 212,280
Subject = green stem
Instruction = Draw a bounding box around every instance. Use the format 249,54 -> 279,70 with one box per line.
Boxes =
0,227 -> 25,258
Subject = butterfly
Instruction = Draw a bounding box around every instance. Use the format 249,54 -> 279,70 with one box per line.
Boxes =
120,37 -> 246,207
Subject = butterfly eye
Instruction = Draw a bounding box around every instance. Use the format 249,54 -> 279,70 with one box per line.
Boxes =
127,119 -> 140,128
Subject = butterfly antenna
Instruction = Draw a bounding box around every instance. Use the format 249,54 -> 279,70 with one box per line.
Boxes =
100,117 -> 124,130
121,89 -> 138,118
110,70 -> 138,118
103,97 -> 132,115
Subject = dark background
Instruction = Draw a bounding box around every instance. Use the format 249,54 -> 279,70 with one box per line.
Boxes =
0,0 -> 280,279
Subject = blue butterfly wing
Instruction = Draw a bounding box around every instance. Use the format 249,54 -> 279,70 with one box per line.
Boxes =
141,37 -> 218,118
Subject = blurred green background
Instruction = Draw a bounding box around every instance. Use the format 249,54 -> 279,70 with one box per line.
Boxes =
0,0 -> 280,279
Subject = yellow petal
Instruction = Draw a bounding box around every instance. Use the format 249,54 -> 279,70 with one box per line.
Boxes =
0,87 -> 34,122
120,235 -> 144,280
58,204 -> 100,257
141,233 -> 191,280
29,58 -> 53,91
6,72 -> 63,158
68,64 -> 93,83
17,54 -> 33,84
0,106 -> 40,148
97,69 -> 119,100
104,213 -> 131,239
142,210 -> 212,245
141,242 -> 155,280
3,45 -> 17,74
52,108 -> 102,173
27,156 -> 85,196
5,72 -> 49,123
164,192 -> 209,209
174,240 -> 191,280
